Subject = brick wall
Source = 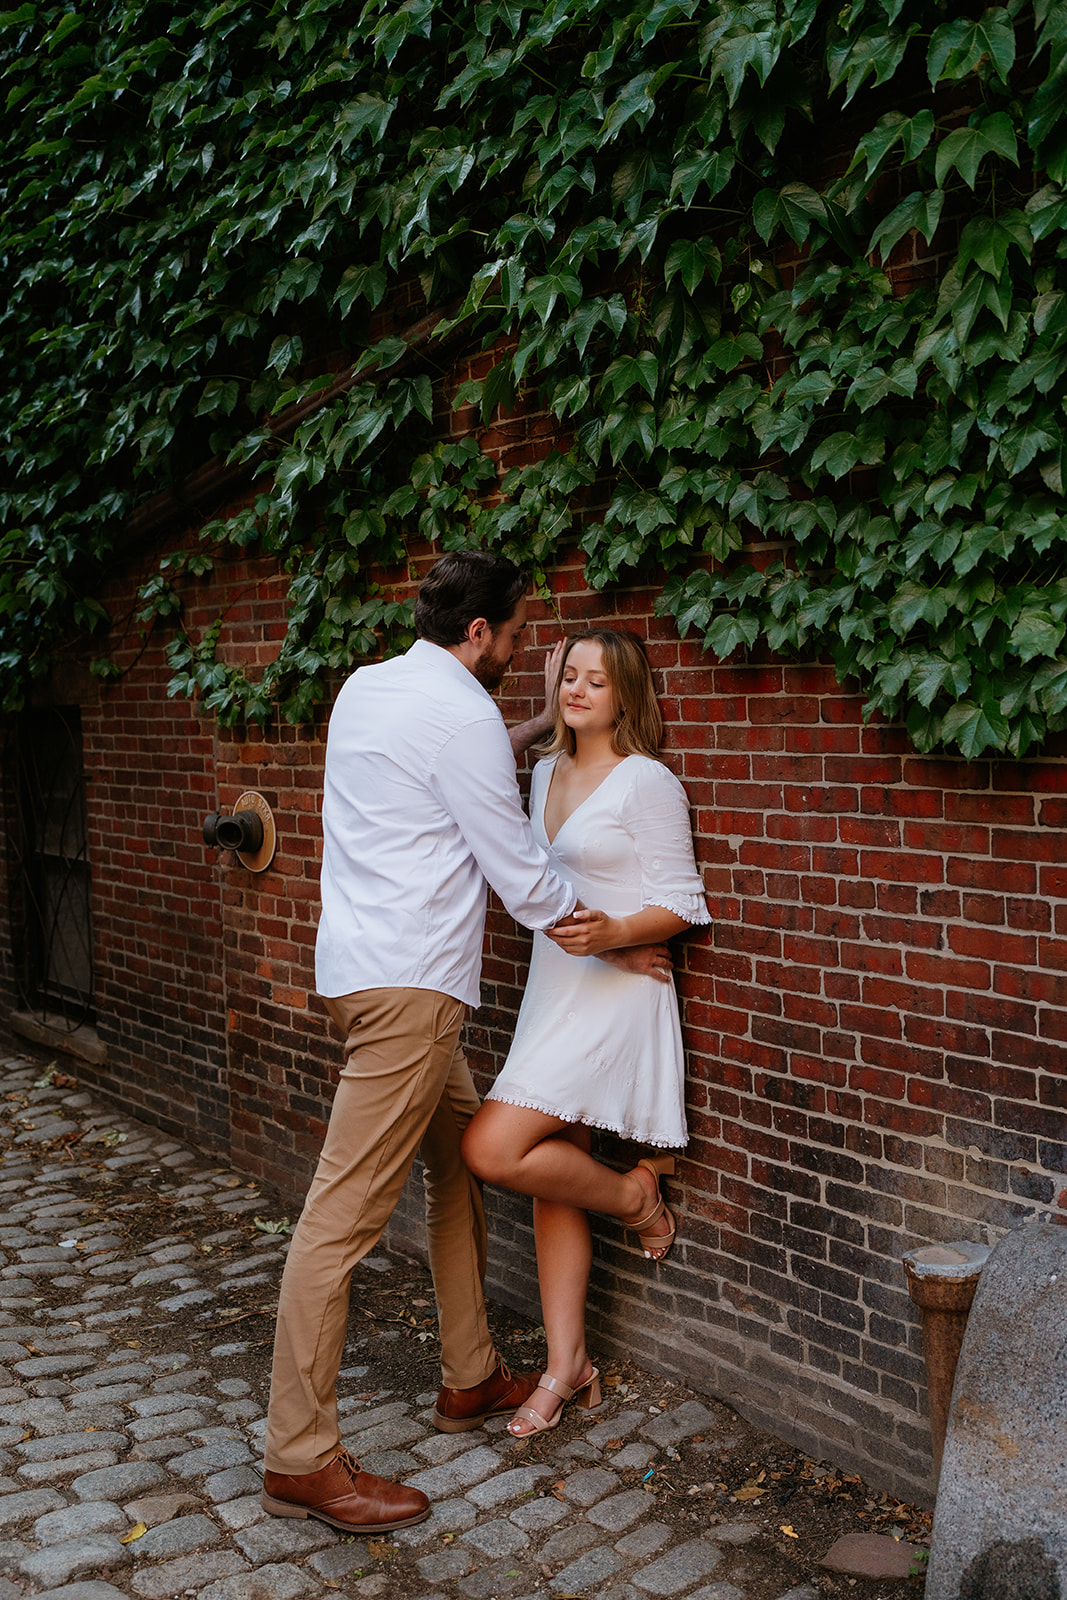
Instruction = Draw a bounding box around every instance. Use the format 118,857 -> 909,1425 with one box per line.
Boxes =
387,549 -> 1067,1509
2,524 -> 1066,1510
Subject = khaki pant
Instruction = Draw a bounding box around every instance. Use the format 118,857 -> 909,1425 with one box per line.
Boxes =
264,987 -> 497,1473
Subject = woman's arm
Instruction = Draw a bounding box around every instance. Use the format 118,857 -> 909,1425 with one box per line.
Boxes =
544,905 -> 689,957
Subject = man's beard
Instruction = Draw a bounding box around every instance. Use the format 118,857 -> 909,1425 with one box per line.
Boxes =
472,645 -> 510,693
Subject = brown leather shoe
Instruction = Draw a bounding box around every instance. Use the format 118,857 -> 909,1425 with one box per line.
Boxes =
261,1447 -> 430,1532
431,1360 -> 540,1433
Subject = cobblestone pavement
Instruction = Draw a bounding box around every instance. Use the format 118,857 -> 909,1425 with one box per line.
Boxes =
0,1051 -> 918,1600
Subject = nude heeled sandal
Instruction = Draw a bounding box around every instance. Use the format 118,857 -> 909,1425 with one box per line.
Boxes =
627,1155 -> 677,1260
507,1368 -> 603,1437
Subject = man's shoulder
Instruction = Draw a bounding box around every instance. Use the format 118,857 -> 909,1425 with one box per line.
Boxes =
333,646 -> 503,740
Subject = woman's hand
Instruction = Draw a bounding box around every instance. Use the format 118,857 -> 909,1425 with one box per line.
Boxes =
545,908 -> 625,957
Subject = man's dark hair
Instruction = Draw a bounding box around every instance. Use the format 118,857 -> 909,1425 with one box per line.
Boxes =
414,551 -> 528,645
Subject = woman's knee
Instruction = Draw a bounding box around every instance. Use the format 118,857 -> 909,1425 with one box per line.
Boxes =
460,1116 -> 501,1182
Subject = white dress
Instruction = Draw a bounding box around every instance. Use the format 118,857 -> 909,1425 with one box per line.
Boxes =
486,754 -> 712,1148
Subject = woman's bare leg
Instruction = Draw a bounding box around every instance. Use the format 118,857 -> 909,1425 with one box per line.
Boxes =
510,1127 -> 597,1436
461,1103 -> 674,1253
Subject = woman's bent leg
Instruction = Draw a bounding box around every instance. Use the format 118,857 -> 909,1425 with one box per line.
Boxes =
462,1100 -> 671,1247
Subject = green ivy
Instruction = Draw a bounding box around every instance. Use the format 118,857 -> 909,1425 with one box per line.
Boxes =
4,0 -> 1067,755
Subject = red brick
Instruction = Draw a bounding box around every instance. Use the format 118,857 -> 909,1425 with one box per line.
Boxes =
903,758 -> 990,790
861,786 -> 943,818
906,951 -> 990,991
840,818 -> 902,849
841,943 -> 904,975
991,828 -> 1066,863
862,975 -> 945,1016
948,857 -> 1037,894
993,965 -> 1067,1008
946,1055 -> 1037,1100
876,882 -> 919,914
949,925 -> 1037,966
905,1015 -> 989,1058
861,850 -> 945,884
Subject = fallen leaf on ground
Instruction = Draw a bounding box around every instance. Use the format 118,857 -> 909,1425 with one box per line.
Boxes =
365,1539 -> 397,1562
781,1525 -> 798,1538
119,1524 -> 147,1544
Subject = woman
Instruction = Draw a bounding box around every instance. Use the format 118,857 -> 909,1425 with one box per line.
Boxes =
461,628 -> 710,1437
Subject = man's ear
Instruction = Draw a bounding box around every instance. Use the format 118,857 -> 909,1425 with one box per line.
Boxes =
465,616 -> 491,646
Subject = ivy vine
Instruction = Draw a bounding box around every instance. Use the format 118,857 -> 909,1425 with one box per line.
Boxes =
3,0 -> 1067,754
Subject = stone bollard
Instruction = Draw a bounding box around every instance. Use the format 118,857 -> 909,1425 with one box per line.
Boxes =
903,1240 -> 990,1482
924,1216 -> 1067,1600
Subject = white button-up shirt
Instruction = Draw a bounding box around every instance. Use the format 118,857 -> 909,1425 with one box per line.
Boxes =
315,640 -> 578,1006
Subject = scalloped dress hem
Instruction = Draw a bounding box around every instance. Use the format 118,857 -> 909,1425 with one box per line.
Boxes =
485,1091 -> 685,1150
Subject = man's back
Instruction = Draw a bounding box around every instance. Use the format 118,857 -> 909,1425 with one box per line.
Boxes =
316,640 -> 573,1006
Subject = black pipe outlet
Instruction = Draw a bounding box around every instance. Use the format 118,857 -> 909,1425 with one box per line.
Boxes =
203,810 -> 264,852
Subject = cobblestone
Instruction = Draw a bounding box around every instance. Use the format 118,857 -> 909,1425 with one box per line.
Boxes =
633,1537 -> 724,1594
552,1544 -> 626,1590
33,1502 -> 127,1545
0,1052 -> 900,1600
17,1533 -> 131,1587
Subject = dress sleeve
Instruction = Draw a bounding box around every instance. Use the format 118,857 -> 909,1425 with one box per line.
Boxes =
622,759 -> 712,926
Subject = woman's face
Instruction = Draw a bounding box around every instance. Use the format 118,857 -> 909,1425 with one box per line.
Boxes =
560,640 -> 616,739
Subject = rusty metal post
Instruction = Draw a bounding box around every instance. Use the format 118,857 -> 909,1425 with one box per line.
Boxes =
903,1241 -> 990,1482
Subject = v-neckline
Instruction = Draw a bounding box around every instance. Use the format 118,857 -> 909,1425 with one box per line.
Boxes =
543,754 -> 630,847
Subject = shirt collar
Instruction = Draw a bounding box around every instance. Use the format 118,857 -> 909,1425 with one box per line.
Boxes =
409,638 -> 498,709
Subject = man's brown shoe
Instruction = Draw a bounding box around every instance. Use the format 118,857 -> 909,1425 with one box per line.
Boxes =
432,1360 -> 539,1433
261,1448 -> 430,1532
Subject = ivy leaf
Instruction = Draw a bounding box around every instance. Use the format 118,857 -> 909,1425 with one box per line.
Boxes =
196,378 -> 239,417
911,650 -> 972,707
957,212 -> 1032,278
705,608 -> 760,657
1027,68 -> 1067,170
265,335 -> 303,377
869,190 -> 944,259
1010,610 -> 1065,662
712,21 -> 781,105
940,697 -> 1010,757
664,238 -> 722,293
927,10 -> 1016,85
670,147 -> 735,207
827,24 -> 917,105
336,263 -> 387,316
935,113 -> 1018,191
810,431 -> 861,478
705,331 -> 763,370
752,183 -> 827,246
849,109 -> 935,183
522,271 -> 582,324
47,11 -> 84,50
602,351 -> 659,401
1026,185 -> 1067,242
887,581 -> 951,635
602,401 -> 656,463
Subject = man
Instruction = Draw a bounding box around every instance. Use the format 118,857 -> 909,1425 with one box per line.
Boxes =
260,551 -> 585,1535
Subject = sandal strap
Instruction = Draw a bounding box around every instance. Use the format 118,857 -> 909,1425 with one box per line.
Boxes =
510,1402 -> 553,1432
538,1372 -> 577,1401
629,1195 -> 665,1234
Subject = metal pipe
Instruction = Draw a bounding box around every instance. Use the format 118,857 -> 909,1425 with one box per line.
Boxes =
903,1241 -> 990,1482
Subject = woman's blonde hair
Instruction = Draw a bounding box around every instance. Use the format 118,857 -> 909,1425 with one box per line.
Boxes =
539,628 -> 664,760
